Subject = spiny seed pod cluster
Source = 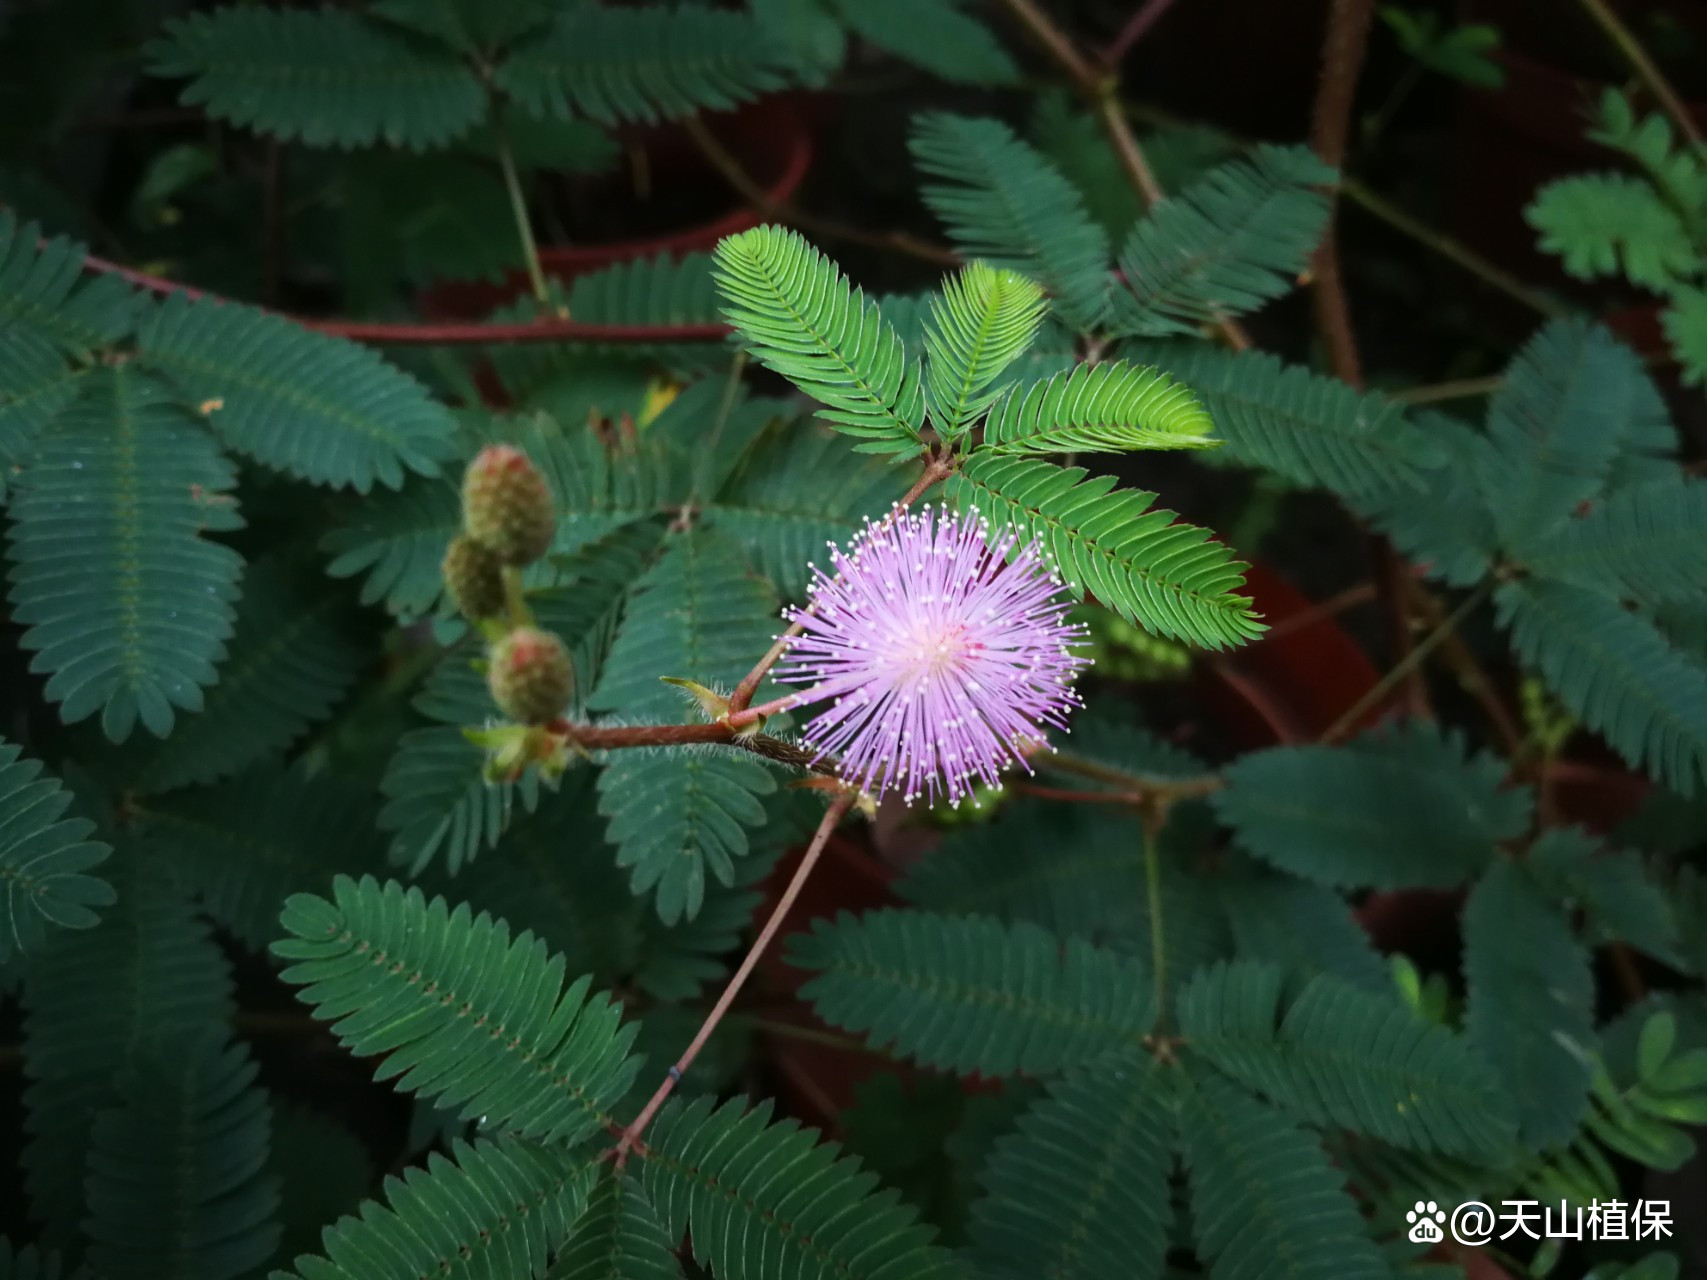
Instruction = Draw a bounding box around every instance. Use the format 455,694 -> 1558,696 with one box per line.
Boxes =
462,444 -> 555,567
441,535 -> 505,623
488,626 -> 575,726
443,446 -> 575,727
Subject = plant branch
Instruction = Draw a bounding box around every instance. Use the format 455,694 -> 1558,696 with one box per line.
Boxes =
1392,374 -> 1504,405
1310,0 -> 1375,388
1311,0 -> 1429,723
614,790 -> 856,1162
492,104 -> 551,305
1141,805 -> 1168,1026
1100,0 -> 1179,67
1036,747 -> 1224,800
681,113 -> 960,267
724,453 -> 954,715
1576,0 -> 1705,151
1318,578 -> 1494,744
1340,179 -> 1564,318
76,249 -> 731,345
1408,577 -> 1525,757
995,0 -> 1251,348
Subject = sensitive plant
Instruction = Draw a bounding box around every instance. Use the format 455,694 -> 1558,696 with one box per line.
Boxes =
1,4 -> 1706,1280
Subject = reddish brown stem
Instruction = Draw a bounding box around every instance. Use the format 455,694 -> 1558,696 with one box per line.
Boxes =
1309,0 -> 1428,719
614,791 -> 855,1163
76,250 -> 731,345
724,455 -> 954,715
1101,0 -> 1179,67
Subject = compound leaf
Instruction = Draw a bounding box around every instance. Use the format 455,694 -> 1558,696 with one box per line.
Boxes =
138,292 -> 459,492
274,874 -> 642,1145
789,908 -> 1153,1076
5,366 -> 243,742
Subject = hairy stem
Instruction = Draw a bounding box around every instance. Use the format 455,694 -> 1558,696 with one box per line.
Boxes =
493,104 -> 551,306
614,791 -> 856,1161
1576,0 -> 1705,151
724,454 -> 954,714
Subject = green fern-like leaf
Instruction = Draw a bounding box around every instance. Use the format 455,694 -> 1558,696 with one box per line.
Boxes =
0,740 -> 112,962
371,0 -> 554,50
1520,479 -> 1707,604
911,113 -> 1111,331
135,768 -> 381,953
1477,318 -> 1672,547
1219,869 -> 1387,992
704,422 -> 900,598
1134,342 -> 1445,494
713,226 -> 926,454
979,359 -> 1217,455
895,797 -> 1232,979
789,907 -> 1154,1075
641,1095 -> 965,1280
85,1034 -> 279,1280
273,1137 -> 593,1280
5,366 -> 244,741
1662,285 -> 1707,387
1176,1068 -> 1390,1280
548,1170 -> 683,1280
148,7 -> 486,150
0,212 -> 148,355
138,292 -> 459,491
564,251 -> 728,376
498,4 -> 788,124
587,526 -> 780,721
1529,827 -> 1685,966
947,453 -> 1261,649
823,0 -> 1018,85
1179,961 -> 1517,1158
439,772 -> 643,989
1463,859 -> 1597,1148
923,261 -> 1046,440
0,331 -> 84,502
1527,172 -> 1696,290
966,1054 -> 1172,1280
1111,145 -> 1335,337
320,474 -> 462,618
274,874 -> 642,1143
595,750 -> 778,926
1498,578 -> 1707,794
128,556 -> 365,793
380,651 -> 546,874
23,861 -> 234,1246
1350,411 -> 1502,587
1213,720 -> 1531,889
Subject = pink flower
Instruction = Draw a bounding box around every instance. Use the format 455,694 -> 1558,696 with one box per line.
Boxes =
775,505 -> 1089,806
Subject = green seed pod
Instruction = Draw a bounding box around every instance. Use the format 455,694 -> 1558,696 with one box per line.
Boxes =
488,626 -> 574,725
462,444 -> 554,566
441,535 -> 506,622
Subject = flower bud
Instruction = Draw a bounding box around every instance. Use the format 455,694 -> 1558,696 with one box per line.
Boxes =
462,445 -> 554,566
441,535 -> 506,622
488,626 -> 574,725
